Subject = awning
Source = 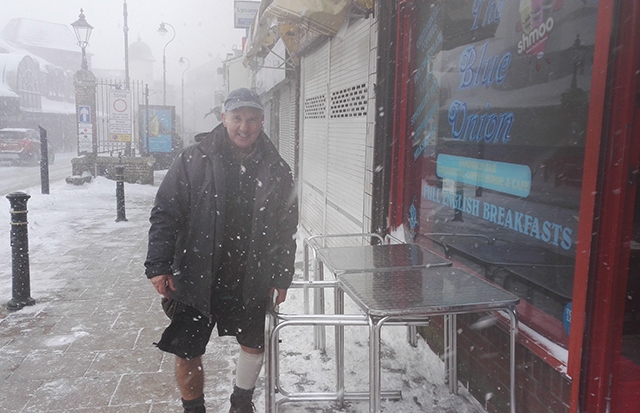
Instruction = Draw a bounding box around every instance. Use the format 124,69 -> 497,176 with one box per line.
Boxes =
278,22 -> 300,66
264,0 -> 351,37
244,0 -> 279,61
354,0 -> 374,13
244,0 -> 375,68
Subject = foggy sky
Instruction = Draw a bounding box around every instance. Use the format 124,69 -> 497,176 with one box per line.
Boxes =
0,0 -> 249,86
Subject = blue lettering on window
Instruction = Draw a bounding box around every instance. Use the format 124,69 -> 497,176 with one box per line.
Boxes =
459,42 -> 512,90
448,100 -> 513,143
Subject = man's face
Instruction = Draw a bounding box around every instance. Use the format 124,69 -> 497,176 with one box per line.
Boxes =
221,107 -> 264,150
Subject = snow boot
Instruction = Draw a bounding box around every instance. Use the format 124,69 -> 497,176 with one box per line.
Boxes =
228,386 -> 255,413
182,395 -> 205,413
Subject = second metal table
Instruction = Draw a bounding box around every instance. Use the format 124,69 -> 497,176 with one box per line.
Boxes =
338,267 -> 520,413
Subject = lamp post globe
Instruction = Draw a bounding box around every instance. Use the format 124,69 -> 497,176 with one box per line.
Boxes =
71,9 -> 94,70
157,22 -> 176,105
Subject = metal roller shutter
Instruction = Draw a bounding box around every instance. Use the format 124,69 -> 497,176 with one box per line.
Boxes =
300,41 -> 329,236
278,81 -> 297,178
300,18 -> 373,244
326,19 -> 370,238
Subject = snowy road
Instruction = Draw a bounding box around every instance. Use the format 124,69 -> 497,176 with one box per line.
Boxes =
0,152 -> 75,197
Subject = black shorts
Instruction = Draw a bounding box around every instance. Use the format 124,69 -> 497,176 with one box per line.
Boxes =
155,297 -> 268,359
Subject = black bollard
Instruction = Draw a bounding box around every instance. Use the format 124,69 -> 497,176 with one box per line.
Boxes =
38,126 -> 50,194
6,192 -> 36,311
115,164 -> 128,222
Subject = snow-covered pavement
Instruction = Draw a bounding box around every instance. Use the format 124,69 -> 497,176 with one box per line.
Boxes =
0,172 -> 487,412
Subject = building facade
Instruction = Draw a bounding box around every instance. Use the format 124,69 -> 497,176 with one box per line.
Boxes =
388,1 -> 639,411
0,19 -> 78,152
245,0 -> 639,411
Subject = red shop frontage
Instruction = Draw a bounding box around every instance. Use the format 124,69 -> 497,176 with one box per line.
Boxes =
385,0 -> 640,412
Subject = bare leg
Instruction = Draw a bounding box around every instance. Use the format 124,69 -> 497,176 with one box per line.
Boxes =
176,356 -> 204,400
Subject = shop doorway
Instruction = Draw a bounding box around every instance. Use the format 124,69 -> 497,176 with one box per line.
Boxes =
612,181 -> 640,411
580,1 -> 640,409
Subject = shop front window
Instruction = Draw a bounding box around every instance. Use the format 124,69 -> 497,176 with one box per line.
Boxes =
17,56 -> 42,111
407,0 -> 598,346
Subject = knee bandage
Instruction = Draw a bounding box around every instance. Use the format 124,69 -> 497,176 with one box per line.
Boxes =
235,349 -> 264,390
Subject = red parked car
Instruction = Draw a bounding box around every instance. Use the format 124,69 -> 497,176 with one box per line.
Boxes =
0,128 -> 55,165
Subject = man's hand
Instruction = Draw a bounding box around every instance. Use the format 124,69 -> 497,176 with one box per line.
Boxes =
270,288 -> 288,306
151,274 -> 176,299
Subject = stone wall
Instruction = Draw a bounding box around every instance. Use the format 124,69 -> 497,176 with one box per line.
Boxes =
71,155 -> 156,185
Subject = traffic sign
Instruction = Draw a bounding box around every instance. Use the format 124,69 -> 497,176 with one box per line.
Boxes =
109,89 -> 132,142
78,105 -> 91,123
78,123 -> 92,153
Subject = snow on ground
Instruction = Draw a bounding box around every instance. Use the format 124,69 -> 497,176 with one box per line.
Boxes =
0,175 -> 157,303
0,174 -> 488,412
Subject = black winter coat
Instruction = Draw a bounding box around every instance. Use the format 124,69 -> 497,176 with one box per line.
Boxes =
144,123 -> 298,317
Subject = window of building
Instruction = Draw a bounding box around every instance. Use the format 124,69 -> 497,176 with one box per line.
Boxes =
404,0 -> 598,347
17,56 -> 42,111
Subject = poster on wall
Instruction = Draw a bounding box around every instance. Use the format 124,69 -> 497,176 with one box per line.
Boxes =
139,105 -> 175,154
408,0 -> 598,336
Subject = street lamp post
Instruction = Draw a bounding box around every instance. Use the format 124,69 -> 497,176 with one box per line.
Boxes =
71,8 -> 97,158
179,57 -> 191,138
71,9 -> 93,70
123,0 -> 130,88
157,22 -> 176,105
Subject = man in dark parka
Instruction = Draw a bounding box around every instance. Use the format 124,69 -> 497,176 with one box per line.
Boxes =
145,88 -> 298,413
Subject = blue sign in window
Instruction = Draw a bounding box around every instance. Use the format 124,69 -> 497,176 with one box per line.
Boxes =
436,154 -> 531,198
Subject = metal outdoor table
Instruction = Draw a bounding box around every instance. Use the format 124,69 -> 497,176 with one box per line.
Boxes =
265,290 -> 372,413
265,280 -> 425,412
265,243 -> 453,412
337,267 -> 520,413
313,243 -> 452,349
319,244 -> 454,407
315,243 -> 452,275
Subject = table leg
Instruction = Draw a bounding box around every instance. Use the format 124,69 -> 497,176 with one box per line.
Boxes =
314,262 -> 327,352
367,316 -> 388,413
444,315 -> 450,388
407,325 -> 418,347
369,316 -> 383,413
451,314 -> 458,394
303,242 -> 310,314
443,314 -> 451,390
265,310 -> 277,413
444,314 -> 458,394
507,306 -> 519,413
336,286 -> 345,404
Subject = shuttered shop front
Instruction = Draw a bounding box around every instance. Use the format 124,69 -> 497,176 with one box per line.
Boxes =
299,18 -> 373,242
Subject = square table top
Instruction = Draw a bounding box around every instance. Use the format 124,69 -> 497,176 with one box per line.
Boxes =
315,243 -> 451,275
338,268 -> 520,318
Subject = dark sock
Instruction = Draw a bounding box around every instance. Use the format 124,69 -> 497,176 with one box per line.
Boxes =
182,394 -> 205,413
232,385 -> 254,399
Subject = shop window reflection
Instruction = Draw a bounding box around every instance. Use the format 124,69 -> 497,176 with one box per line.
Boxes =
409,0 -> 598,347
621,188 -> 640,364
